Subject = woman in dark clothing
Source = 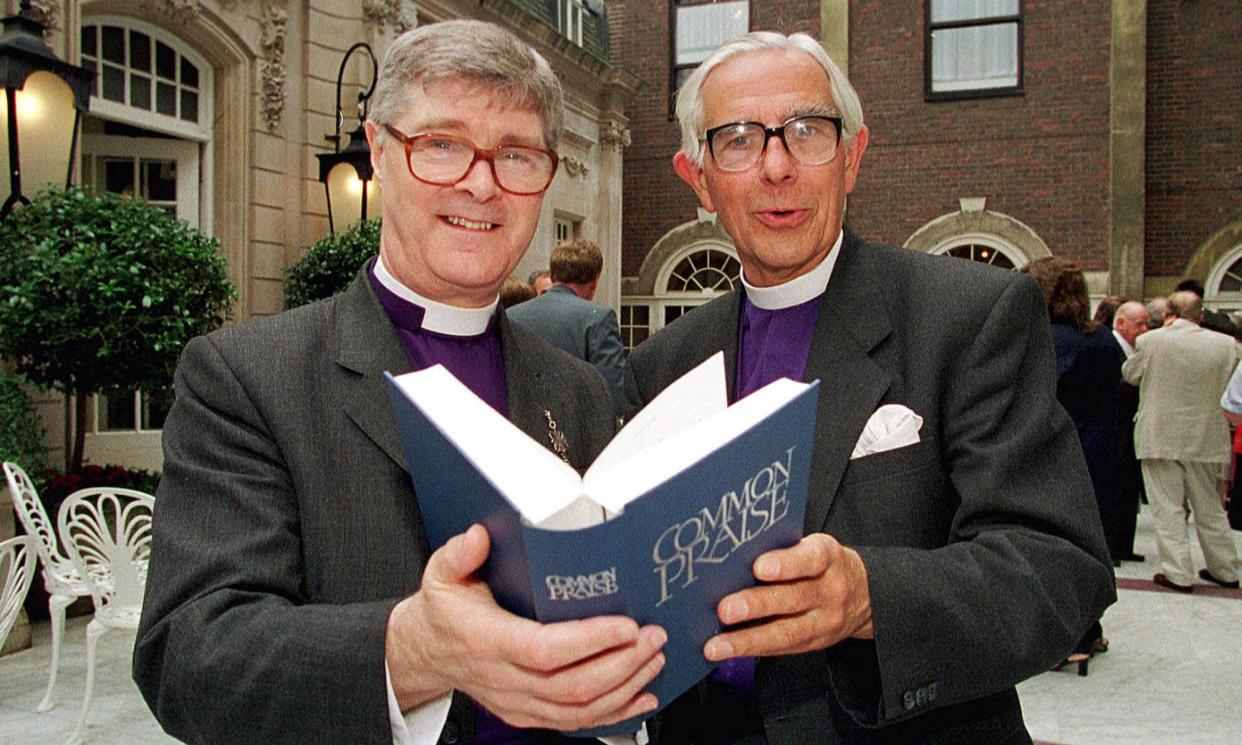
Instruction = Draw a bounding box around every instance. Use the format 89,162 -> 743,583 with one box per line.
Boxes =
1022,257 -> 1122,675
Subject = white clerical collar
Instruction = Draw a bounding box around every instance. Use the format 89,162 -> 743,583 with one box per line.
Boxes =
741,230 -> 842,310
1112,328 -> 1135,357
374,254 -> 497,336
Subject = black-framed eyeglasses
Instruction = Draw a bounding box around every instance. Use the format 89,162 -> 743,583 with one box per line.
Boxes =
702,115 -> 843,172
382,124 -> 559,195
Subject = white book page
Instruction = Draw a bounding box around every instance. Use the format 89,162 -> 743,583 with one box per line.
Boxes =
393,366 -> 582,525
582,378 -> 809,515
586,352 -> 729,479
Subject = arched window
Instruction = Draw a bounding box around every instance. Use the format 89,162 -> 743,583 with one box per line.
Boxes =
941,241 -> 1017,269
929,233 -> 1025,269
621,241 -> 741,351
1206,242 -> 1242,315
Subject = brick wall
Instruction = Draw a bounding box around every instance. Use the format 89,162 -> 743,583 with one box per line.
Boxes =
848,1 -> 1111,267
1146,1 -> 1242,277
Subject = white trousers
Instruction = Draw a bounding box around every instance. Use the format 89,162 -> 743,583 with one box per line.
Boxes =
1141,458 -> 1239,585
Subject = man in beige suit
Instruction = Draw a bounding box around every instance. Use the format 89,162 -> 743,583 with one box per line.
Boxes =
1123,291 -> 1241,591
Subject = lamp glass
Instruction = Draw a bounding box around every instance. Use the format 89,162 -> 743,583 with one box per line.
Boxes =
0,71 -> 78,206
326,161 -> 379,230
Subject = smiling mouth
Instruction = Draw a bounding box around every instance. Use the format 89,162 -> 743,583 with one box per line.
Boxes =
443,215 -> 498,231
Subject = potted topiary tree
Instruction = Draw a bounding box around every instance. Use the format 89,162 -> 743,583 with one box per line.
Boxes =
0,186 -> 236,472
284,217 -> 381,309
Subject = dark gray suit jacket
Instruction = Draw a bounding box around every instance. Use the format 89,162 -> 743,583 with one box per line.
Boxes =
506,284 -> 624,410
624,231 -> 1115,745
134,270 -> 616,744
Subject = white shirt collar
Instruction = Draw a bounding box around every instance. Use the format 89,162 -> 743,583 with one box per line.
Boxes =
741,230 -> 842,310
374,255 -> 497,336
1112,328 -> 1135,357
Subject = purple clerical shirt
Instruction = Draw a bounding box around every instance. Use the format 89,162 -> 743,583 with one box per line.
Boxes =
368,261 -> 526,745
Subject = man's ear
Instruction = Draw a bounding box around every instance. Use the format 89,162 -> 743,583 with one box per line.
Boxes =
673,151 -> 715,213
364,120 -> 384,182
842,124 -> 869,195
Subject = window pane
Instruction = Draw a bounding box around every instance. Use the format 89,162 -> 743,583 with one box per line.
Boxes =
143,160 -> 176,201
102,25 -> 125,64
931,23 -> 1018,91
130,73 -> 151,109
81,26 -> 97,58
181,58 -> 199,89
98,392 -> 136,431
930,0 -> 1018,23
181,90 -> 198,122
156,81 -> 177,116
102,64 -> 126,102
129,31 -> 151,70
156,42 -> 176,80
103,158 -> 136,195
142,388 -> 174,430
675,1 -> 748,66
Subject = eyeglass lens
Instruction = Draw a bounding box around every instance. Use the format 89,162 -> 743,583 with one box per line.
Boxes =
407,135 -> 555,194
708,116 -> 840,171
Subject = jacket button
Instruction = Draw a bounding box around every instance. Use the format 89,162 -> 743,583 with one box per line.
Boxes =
902,690 -> 917,710
441,720 -> 460,744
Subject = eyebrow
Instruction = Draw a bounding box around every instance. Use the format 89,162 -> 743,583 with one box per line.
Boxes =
784,103 -> 841,120
408,116 -> 547,149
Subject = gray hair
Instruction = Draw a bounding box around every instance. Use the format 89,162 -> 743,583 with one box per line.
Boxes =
675,31 -> 864,167
368,20 -> 564,149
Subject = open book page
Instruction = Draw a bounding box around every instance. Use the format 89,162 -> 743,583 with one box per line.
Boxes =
390,365 -> 582,525
586,352 -> 729,480
582,377 -> 811,515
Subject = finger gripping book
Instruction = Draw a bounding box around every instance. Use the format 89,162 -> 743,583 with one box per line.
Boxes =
385,353 -> 819,737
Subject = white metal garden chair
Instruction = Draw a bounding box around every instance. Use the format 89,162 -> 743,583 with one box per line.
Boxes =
0,535 -> 37,653
57,486 -> 154,745
3,460 -> 94,712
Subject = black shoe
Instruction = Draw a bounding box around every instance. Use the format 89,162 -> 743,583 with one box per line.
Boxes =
1153,573 -> 1194,593
1118,553 -> 1146,562
1199,569 -> 1240,589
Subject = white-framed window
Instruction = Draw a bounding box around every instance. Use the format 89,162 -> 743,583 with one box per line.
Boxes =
672,1 -> 749,110
559,0 -> 585,46
554,216 -> 579,244
621,243 -> 741,352
1206,243 -> 1242,316
80,17 -> 212,141
926,0 -> 1022,99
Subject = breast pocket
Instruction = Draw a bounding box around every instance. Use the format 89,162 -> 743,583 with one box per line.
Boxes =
832,437 -> 952,547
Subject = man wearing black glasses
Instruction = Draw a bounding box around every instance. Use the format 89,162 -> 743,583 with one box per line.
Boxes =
135,21 -> 664,745
624,31 -> 1115,745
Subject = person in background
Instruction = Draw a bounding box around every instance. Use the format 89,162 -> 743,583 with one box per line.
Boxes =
1176,279 -> 1240,339
133,20 -> 665,745
1148,296 -> 1171,329
528,269 -> 554,295
1111,300 -> 1151,561
1220,359 -> 1242,530
508,239 -> 625,411
1022,256 -> 1122,673
499,275 -> 537,309
1094,294 -> 1124,329
624,30 -> 1115,743
1124,291 -> 1241,592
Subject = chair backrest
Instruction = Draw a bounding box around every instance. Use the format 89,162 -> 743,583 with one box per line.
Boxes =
0,535 -> 36,650
57,487 -> 154,615
3,461 -> 71,574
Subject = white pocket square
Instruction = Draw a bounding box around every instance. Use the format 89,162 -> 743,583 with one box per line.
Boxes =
850,404 -> 924,459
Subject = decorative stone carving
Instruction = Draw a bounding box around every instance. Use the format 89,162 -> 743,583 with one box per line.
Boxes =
259,2 -> 287,132
599,121 -> 631,150
363,0 -> 417,35
26,0 -> 57,34
561,156 -> 590,178
140,0 -> 203,25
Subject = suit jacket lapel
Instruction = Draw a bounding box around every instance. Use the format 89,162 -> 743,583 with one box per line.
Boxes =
336,270 -> 414,471
500,314 -> 552,442
802,232 -> 894,532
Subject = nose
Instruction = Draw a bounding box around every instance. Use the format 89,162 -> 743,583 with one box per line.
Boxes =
454,157 -> 500,201
758,133 -> 796,184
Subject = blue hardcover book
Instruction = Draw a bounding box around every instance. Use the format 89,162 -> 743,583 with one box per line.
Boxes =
384,353 -> 819,737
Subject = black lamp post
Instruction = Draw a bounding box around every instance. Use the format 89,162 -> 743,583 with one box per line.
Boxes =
0,0 -> 93,217
317,42 -> 379,235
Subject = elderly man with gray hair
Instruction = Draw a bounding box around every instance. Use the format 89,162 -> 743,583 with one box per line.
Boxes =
134,21 -> 664,745
623,30 -> 1114,744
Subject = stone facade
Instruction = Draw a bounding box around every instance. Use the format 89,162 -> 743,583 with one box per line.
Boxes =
10,0 -> 637,471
